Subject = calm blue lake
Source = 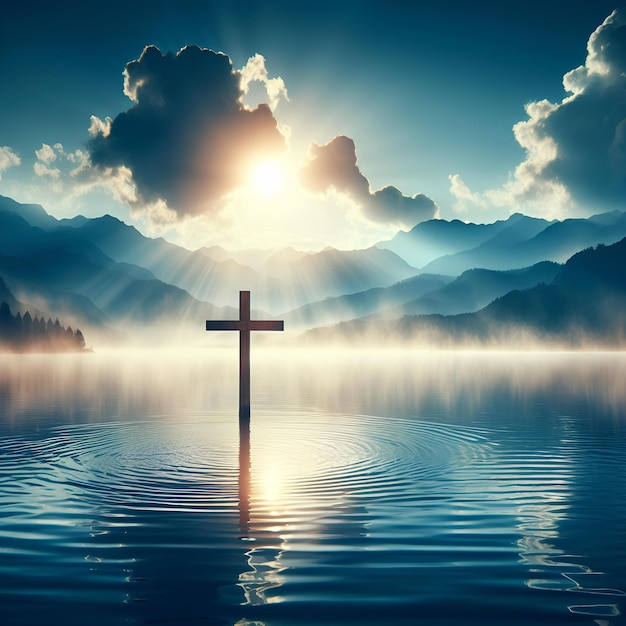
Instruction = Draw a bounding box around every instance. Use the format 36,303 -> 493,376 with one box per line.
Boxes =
1,349 -> 625,626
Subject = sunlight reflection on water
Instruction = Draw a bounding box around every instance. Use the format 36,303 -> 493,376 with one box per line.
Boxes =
0,349 -> 625,625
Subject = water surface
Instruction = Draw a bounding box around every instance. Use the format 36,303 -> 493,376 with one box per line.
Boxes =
1,349 -> 625,625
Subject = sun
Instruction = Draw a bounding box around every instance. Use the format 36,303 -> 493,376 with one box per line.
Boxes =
251,159 -> 284,194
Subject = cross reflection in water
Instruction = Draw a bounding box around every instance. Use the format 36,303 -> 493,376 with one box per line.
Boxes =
239,415 -> 251,540
237,415 -> 288,606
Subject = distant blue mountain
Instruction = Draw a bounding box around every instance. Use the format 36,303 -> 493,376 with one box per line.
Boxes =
266,246 -> 418,313
420,212 -> 626,276
75,216 -> 419,312
377,213 -> 553,268
69,214 -> 260,309
378,211 -> 626,277
282,273 -> 453,328
283,259 -> 562,328
303,237 -> 626,347
0,203 -> 235,342
0,196 -> 418,314
389,261 -> 562,317
0,195 -> 418,333
0,275 -> 21,313
0,195 -> 59,230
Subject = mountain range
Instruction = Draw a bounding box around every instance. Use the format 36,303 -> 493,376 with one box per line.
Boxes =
303,237 -> 626,348
378,211 -> 626,275
1,193 -> 625,347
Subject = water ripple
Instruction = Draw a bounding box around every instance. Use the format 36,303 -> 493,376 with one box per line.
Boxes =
0,419 -> 239,515
0,413 -> 491,518
2,401 -> 625,624
246,411 -> 491,509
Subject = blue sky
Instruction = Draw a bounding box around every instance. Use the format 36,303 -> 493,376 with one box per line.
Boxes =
0,1 -> 623,250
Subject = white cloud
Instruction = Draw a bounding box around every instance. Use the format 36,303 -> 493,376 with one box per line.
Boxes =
449,9 -> 626,219
448,174 -> 487,213
129,197 -> 177,226
89,165 -> 138,205
240,53 -> 289,112
4,140 -> 129,219
33,161 -> 61,179
31,143 -> 92,185
35,143 -> 57,165
88,115 -> 112,138
0,146 -> 21,179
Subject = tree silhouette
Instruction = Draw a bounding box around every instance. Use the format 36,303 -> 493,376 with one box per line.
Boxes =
0,302 -> 89,352
0,302 -> 12,335
22,311 -> 33,341
74,329 -> 86,350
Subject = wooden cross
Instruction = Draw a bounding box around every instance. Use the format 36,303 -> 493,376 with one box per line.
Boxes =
206,291 -> 284,419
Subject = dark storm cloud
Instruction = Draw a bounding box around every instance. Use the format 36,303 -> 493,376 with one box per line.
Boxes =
366,185 -> 439,226
88,45 -> 286,217
298,135 -> 370,198
299,135 -> 438,228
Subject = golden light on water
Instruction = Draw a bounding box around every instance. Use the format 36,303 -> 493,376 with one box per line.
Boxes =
259,467 -> 285,513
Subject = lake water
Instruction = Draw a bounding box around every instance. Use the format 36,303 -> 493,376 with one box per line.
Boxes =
1,349 -> 625,626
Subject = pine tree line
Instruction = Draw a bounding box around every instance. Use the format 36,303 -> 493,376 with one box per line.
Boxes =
0,302 -> 87,352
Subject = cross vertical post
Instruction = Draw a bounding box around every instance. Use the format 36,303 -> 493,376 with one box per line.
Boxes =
239,290 -> 251,419
206,291 -> 284,421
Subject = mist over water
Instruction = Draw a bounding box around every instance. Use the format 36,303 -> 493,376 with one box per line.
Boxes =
1,349 -> 625,625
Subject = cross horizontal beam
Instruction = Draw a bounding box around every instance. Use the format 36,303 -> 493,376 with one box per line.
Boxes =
205,320 -> 284,332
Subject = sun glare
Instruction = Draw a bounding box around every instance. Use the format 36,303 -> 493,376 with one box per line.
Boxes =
252,160 -> 284,194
